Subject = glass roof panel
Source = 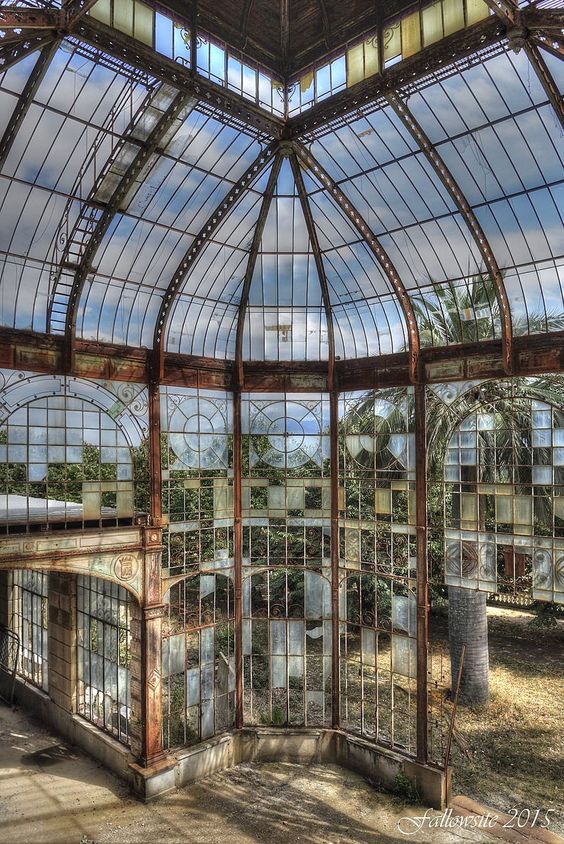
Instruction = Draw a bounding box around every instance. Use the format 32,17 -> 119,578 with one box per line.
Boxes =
74,101 -> 264,347
309,103 -> 486,298
33,43 -> 150,129
1,31 -> 563,364
411,275 -> 501,347
165,163 -> 272,358
0,41 -> 153,335
77,276 -> 162,348
505,259 -> 564,336
302,160 -> 409,357
0,49 -> 44,95
242,158 -> 328,361
333,297 -> 408,359
2,102 -> 116,193
408,47 -> 564,336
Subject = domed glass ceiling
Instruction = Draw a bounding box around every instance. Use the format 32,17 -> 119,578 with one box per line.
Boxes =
0,30 -> 562,365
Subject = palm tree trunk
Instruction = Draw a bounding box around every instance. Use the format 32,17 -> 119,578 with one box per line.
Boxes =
448,586 -> 489,705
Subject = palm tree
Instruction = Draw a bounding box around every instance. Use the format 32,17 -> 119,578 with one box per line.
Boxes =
345,275 -> 564,705
414,275 -> 564,704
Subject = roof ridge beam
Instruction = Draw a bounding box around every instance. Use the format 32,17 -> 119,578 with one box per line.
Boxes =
152,140 -> 279,380
387,91 -> 513,375
292,140 -> 422,383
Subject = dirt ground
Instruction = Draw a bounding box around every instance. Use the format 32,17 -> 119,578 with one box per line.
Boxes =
0,704 -> 500,844
430,606 -> 564,836
0,605 -> 561,844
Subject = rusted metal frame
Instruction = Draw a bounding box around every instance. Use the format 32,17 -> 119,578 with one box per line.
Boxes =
76,17 -> 285,139
0,6 -> 64,29
414,382 -> 428,764
0,32 -> 55,72
60,90 -> 194,371
148,361 -> 163,526
233,386 -> 243,728
290,151 -> 340,725
0,39 -> 59,171
387,93 -> 514,375
230,156 -> 283,729
190,0 -> 198,73
63,0 -> 103,26
329,388 -> 340,728
289,153 -> 335,375
481,0 -> 518,27
293,141 -> 421,382
483,0 -> 563,58
530,34 -> 563,62
523,41 -> 563,130
443,642 -> 466,772
6,324 -> 564,390
234,151 -> 283,384
523,8 -> 564,33
152,141 -> 279,380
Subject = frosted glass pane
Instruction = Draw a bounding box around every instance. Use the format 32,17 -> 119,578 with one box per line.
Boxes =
364,39 -> 379,78
466,0 -> 489,25
422,2 -> 443,46
443,0 -> 464,35
401,11 -> 421,58
347,43 -> 364,88
134,0 -> 154,46
114,0 -> 134,35
90,0 -> 111,25
383,20 -> 401,63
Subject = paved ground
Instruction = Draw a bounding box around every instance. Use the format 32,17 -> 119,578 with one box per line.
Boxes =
0,702 -> 554,844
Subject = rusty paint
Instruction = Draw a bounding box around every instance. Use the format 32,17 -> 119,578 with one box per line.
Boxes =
415,383 -> 428,764
233,389 -> 244,728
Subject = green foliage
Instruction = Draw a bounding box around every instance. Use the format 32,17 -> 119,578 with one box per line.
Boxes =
528,601 -> 562,628
393,771 -> 420,803
261,705 -> 286,726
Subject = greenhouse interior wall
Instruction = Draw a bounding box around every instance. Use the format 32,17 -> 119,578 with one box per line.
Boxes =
0,0 -> 561,813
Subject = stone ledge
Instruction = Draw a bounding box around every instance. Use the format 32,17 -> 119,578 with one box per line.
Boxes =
131,728 -> 449,809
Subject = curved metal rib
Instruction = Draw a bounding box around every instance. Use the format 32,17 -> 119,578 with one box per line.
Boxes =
292,140 -> 421,382
234,151 -> 283,384
387,92 -> 514,375
290,152 -> 336,380
152,140 -> 279,377
523,41 -> 564,130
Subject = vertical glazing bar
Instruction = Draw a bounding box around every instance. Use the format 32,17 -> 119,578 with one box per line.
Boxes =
415,383 -> 429,763
149,357 -> 162,526
330,389 -> 340,729
233,388 -> 244,729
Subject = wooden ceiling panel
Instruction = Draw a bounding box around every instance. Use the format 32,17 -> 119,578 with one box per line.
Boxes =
162,0 -> 414,75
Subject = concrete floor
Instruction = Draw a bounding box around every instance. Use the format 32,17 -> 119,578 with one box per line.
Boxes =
0,703 -> 516,844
